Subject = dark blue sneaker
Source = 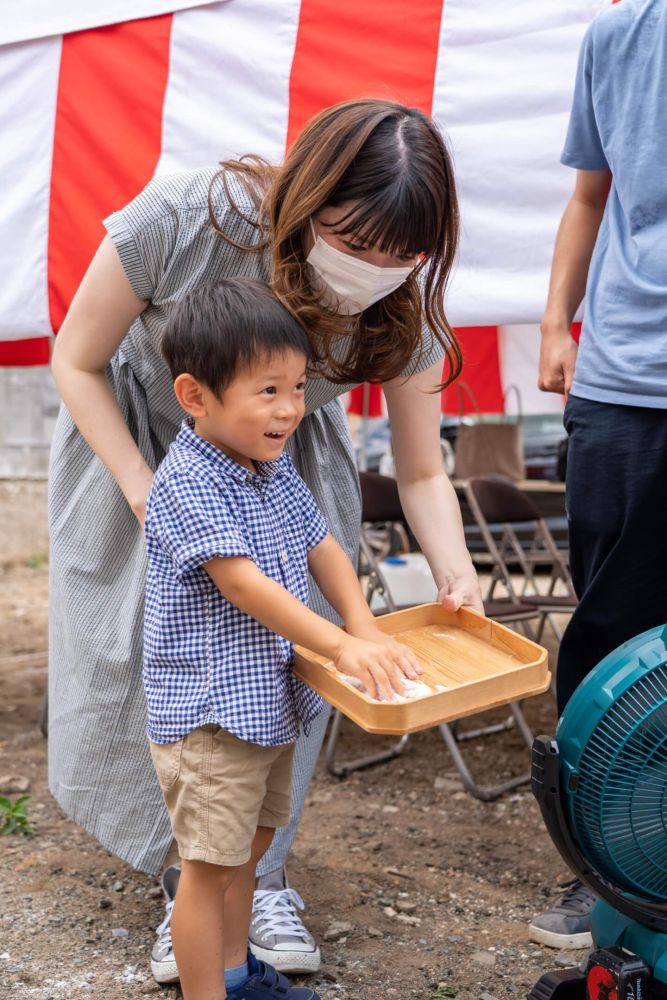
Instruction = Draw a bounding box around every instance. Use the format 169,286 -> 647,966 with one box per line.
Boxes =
227,953 -> 321,999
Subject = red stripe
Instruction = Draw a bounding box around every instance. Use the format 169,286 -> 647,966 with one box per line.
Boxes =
441,327 -> 504,414
288,0 -> 445,415
287,0 -> 445,145
0,337 -> 51,367
347,384 -> 385,417
48,16 -> 172,333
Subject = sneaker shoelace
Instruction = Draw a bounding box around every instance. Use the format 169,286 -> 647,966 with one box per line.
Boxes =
554,880 -> 595,913
253,888 -> 310,942
155,898 -> 175,953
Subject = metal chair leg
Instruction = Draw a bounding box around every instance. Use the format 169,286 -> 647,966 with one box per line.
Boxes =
324,709 -> 410,778
437,701 -> 534,802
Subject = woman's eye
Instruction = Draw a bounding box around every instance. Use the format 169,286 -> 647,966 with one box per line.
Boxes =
345,241 -> 367,253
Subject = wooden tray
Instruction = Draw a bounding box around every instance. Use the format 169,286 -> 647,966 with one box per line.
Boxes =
294,604 -> 550,735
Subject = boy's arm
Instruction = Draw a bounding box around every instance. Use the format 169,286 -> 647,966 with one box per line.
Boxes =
307,533 -> 381,632
307,533 -> 422,673
203,555 -> 414,700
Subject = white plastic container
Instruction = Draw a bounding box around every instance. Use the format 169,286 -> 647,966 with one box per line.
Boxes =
370,552 -> 438,610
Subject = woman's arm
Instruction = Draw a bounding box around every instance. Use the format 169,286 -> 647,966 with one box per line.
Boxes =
383,361 -> 483,613
539,167 -> 611,397
51,235 -> 154,523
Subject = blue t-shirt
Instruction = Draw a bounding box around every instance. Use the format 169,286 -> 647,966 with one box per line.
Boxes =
562,0 -> 667,408
143,419 -> 328,747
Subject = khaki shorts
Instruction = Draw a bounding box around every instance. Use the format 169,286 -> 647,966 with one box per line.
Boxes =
150,725 -> 295,867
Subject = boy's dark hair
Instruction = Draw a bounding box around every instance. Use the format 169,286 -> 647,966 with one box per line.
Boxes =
161,278 -> 312,395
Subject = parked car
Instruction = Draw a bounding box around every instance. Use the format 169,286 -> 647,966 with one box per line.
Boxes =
355,413 -> 567,482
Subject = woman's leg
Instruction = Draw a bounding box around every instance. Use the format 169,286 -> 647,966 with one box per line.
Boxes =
256,705 -> 330,877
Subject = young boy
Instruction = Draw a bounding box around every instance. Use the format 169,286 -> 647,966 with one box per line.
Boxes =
144,279 -> 421,1000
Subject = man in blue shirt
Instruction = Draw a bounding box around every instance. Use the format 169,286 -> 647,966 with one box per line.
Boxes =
144,278 -> 421,999
532,0 -> 667,950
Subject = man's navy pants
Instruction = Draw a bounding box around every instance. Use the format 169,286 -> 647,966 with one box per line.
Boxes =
556,395 -> 667,714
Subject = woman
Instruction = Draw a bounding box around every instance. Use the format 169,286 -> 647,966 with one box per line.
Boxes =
49,98 -> 482,983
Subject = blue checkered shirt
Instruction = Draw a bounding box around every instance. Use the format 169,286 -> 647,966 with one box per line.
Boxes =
143,419 -> 328,746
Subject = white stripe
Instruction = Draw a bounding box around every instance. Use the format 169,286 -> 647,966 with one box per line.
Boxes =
499,324 -> 564,415
1,0 -> 219,46
434,0 -> 607,326
156,0 -> 301,176
0,37 -> 61,340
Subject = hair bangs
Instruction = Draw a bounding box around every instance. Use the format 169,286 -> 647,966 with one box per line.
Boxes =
330,180 -> 442,259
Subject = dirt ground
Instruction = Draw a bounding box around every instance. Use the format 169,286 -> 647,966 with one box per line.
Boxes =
0,481 -> 586,1000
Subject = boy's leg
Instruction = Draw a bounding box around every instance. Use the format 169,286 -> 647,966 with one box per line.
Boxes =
222,826 -> 274,969
171,858 -> 234,1000
172,828 -> 273,1000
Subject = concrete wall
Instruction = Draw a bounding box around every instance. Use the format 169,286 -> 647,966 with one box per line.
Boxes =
0,367 -> 60,479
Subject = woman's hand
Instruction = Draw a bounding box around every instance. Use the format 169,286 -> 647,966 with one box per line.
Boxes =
437,570 -> 484,615
332,635 -> 420,701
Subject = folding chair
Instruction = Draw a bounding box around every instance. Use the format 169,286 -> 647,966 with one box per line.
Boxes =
463,476 -> 577,643
324,471 -> 542,800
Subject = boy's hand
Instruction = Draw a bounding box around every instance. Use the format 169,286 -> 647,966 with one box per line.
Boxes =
345,622 -> 422,679
332,635 -> 422,701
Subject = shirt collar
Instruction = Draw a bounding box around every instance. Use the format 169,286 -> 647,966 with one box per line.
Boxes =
178,418 -> 288,487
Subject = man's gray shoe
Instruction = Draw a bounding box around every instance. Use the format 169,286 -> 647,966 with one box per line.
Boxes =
528,879 -> 595,949
249,868 -> 321,974
151,865 -> 179,983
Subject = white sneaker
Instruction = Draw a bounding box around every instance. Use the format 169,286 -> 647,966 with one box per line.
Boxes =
528,879 -> 595,950
249,868 -> 321,975
151,865 -> 179,984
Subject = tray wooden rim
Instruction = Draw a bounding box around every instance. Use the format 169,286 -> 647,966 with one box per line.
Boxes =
294,604 -> 550,735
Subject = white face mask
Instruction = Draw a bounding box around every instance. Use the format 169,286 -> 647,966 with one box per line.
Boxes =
306,219 -> 416,315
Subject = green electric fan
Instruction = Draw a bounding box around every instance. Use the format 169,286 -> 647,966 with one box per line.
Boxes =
529,623 -> 667,1000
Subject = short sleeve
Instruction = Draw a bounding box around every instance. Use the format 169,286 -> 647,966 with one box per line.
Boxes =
561,23 -> 609,172
146,475 -> 252,576
104,179 -> 182,302
288,471 -> 330,552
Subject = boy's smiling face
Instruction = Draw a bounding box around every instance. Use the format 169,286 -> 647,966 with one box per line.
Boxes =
193,348 -> 307,471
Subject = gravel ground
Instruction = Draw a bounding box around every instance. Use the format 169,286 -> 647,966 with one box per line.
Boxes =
0,482 -> 587,1000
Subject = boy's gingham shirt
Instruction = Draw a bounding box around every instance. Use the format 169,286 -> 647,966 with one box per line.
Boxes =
143,419 -> 328,746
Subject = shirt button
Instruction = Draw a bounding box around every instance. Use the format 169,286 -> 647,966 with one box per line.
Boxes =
281,551 -> 288,562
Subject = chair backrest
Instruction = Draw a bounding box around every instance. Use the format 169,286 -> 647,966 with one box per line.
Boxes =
467,475 -> 541,524
359,471 -> 406,524
464,475 -> 572,602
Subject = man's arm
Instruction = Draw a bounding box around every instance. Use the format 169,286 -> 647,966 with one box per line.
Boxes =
203,553 -> 416,700
539,167 -> 612,397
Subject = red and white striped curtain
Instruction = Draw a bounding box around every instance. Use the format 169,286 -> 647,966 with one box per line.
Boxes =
0,0 -> 606,411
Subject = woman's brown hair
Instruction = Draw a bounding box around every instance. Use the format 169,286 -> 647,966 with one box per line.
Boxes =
208,98 -> 462,387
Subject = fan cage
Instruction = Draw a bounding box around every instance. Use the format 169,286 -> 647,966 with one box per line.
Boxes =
570,663 -> 667,900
